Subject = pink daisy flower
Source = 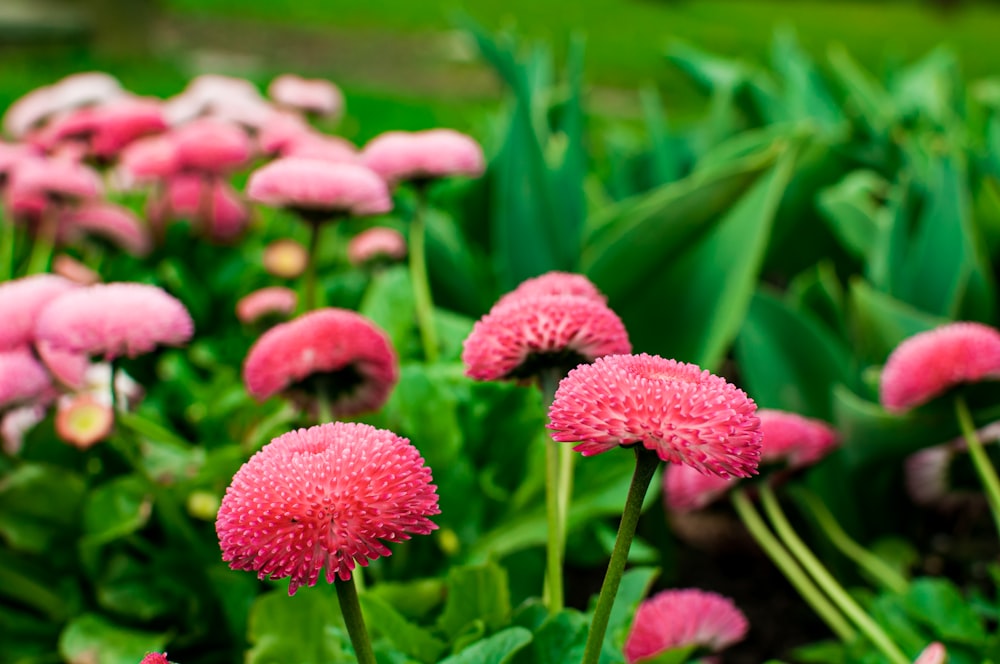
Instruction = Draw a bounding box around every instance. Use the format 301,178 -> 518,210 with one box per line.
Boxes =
462,294 -> 631,381
216,422 -> 439,594
117,133 -> 181,183
262,238 -> 308,278
256,110 -> 312,156
0,274 -> 79,350
548,354 -> 762,478
880,322 -> 1000,413
361,129 -> 485,185
347,227 -> 407,266
243,308 -> 398,417
495,271 -> 607,308
246,157 -> 392,220
236,287 -> 298,325
173,118 -> 252,174
4,72 -> 123,139
5,156 -> 103,222
283,133 -> 358,164
624,589 -> 749,663
55,394 -> 114,449
149,174 -> 249,241
268,74 -> 344,118
1,403 -> 47,455
31,97 -> 166,161
913,642 -> 947,664
35,283 -> 194,360
758,409 -> 838,469
664,463 -> 737,513
58,201 -> 152,257
0,348 -> 51,410
139,653 -> 171,664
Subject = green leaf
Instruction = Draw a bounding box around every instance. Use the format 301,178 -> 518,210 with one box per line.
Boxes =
81,475 -> 153,549
358,265 -> 417,356
868,593 -> 931,656
600,566 -> 660,653
438,626 -> 533,664
827,44 -> 895,137
58,614 -> 167,664
790,639 -> 847,664
770,27 -> 846,137
96,553 -> 179,621
246,589 -> 349,664
438,561 -> 512,641
361,594 -> 447,662
513,610 -> 588,664
367,577 -> 446,621
847,278 -> 946,363
0,463 -> 85,553
817,170 -> 891,261
632,644 -> 697,664
0,548 -> 80,621
902,578 -> 988,644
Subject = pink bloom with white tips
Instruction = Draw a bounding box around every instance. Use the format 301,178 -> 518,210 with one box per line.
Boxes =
0,274 -> 79,350
347,227 -> 407,266
758,409 -> 838,469
361,129 -> 485,185
247,157 -> 391,218
548,354 -> 762,478
216,422 -> 439,594
664,463 -> 736,512
880,322 -> 1000,412
624,589 -> 749,663
236,287 -> 298,325
0,348 -> 51,410
268,74 -> 344,118
495,271 -> 607,308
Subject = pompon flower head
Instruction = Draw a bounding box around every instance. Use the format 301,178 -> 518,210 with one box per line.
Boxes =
914,642 -> 947,664
880,322 -> 1000,413
6,156 -> 103,222
55,394 -> 113,449
0,274 -> 78,350
462,294 -> 631,381
548,354 -> 762,478
495,271 -> 607,308
35,283 -> 194,360
173,118 -> 252,174
664,462 -> 737,513
0,348 -> 51,410
348,227 -> 407,266
623,589 -> 749,663
268,74 -> 344,118
262,238 -> 308,278
758,409 -> 838,469
216,422 -> 439,594
243,308 -> 398,417
361,129 -> 485,185
236,287 -> 298,325
139,653 -> 171,664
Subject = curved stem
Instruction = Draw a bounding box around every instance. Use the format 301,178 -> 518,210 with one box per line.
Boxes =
792,487 -> 909,595
304,220 -> 324,311
759,484 -> 907,664
582,447 -> 660,664
540,369 -> 566,614
955,395 -> 1000,538
409,189 -> 438,363
336,578 -> 377,664
731,488 -> 856,642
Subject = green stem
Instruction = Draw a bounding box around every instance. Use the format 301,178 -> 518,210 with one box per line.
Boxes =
316,380 -> 334,425
955,395 -> 1000,538
582,447 -> 660,664
540,369 -> 565,614
336,578 -> 377,664
409,189 -> 438,363
793,487 -> 909,595
759,484 -> 907,664
731,488 -> 856,642
26,212 -> 57,274
305,220 -> 323,311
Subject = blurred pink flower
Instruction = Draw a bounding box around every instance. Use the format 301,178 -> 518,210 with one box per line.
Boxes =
758,409 -> 838,469
256,110 -> 312,156
283,133 -> 358,164
880,322 -> 1000,413
36,340 -> 90,389
905,420 -> 1000,511
173,118 -> 252,173
0,142 -> 41,186
58,201 -> 152,257
236,287 -> 298,325
0,348 -> 51,410
262,238 -> 308,278
913,642 -> 947,664
1,403 -> 47,455
246,157 -> 391,219
31,97 -> 166,161
268,74 -> 344,118
149,174 -> 249,241
0,274 -> 79,350
52,254 -> 101,285
35,283 -> 194,360
163,74 -> 269,128
118,133 -> 181,183
361,129 -> 485,185
5,156 -> 102,222
216,422 -> 439,594
347,226 -> 407,266
548,354 -> 762,478
495,271 -> 607,308
664,463 -> 737,513
243,308 -> 398,417
4,72 -> 123,139
55,394 -> 113,449
624,588 -> 749,663
462,294 -> 631,381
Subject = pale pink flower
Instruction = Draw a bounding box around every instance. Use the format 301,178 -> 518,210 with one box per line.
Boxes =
246,157 -> 392,219
52,254 -> 100,285
55,394 -> 113,449
361,129 -> 485,185
758,409 -> 838,469
118,133 -> 181,183
1,403 -> 47,455
149,174 -> 249,241
58,201 -> 152,256
0,274 -> 79,350
548,354 -> 762,478
905,421 -> 1000,510
880,322 -> 1000,412
216,422 -> 439,594
664,463 -> 737,512
283,133 -> 358,164
347,227 -> 407,266
31,97 -> 166,160
463,295 -> 631,381
173,118 -> 251,173
913,642 -> 947,664
162,74 -> 268,128
4,72 -> 123,139
495,271 -> 607,308
36,340 -> 90,389
243,308 -> 398,417
5,156 -> 103,222
35,283 -> 194,360
0,348 -> 51,410
256,110 -> 312,156
624,589 -> 749,663
0,142 -> 41,185
262,238 -> 308,278
236,287 -> 298,325
268,74 -> 344,118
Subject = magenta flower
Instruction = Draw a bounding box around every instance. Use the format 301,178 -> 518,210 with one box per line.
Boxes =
0,274 -> 79,350
548,354 -> 762,478
495,271 -> 607,308
268,74 -> 344,118
623,589 -> 749,663
243,308 -> 398,417
348,227 -> 407,266
913,642 -> 947,664
216,422 -> 439,594
664,462 -> 736,513
361,129 -> 485,185
35,283 -> 194,360
246,157 -> 391,220
139,653 -> 171,664
463,294 -> 631,381
58,201 -> 152,257
758,409 -> 838,469
880,322 -> 1000,413
0,348 -> 51,410
236,287 -> 298,325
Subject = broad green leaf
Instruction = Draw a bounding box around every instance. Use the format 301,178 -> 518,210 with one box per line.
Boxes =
0,548 -> 80,621
817,170 -> 891,260
847,278 -> 946,363
358,264 -> 416,356
512,610 -> 588,664
601,567 -> 660,652
827,44 -> 895,137
95,553 -> 180,621
902,578 -> 988,644
639,85 -> 681,185
868,593 -> 931,656
667,41 -> 748,92
81,475 -> 153,548
438,561 -> 511,640
361,594 -> 447,662
438,626 -> 533,664
246,589 -> 349,664
770,27 -> 846,137
787,261 -> 847,338
367,577 -> 446,621
0,463 -> 84,554
889,47 -> 961,128
58,614 -> 167,664
632,644 -> 697,664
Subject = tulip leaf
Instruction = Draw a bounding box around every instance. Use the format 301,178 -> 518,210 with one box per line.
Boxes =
59,614 -> 167,664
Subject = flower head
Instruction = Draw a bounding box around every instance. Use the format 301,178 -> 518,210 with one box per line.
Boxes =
246,157 -> 391,220
664,463 -> 736,513
262,238 -> 309,278
243,308 -> 398,417
58,201 -> 152,257
4,72 -> 123,139
236,287 -> 298,325
495,271 -> 607,308
149,174 -> 249,241
548,354 -> 761,478
139,653 -> 171,664
55,394 -> 113,449
268,74 -> 344,118
758,409 -> 838,469
0,348 -> 51,410
880,322 -> 1000,413
0,274 -> 79,350
361,129 -> 485,185
173,118 -> 252,173
216,422 -> 439,594
624,588 -> 749,663
347,227 -> 407,266
35,283 -> 194,360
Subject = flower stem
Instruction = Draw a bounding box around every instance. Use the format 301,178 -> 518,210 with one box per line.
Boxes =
582,447 -> 659,664
409,188 -> 438,363
730,488 -> 856,642
336,577 -> 377,664
792,487 -> 909,595
540,369 -> 567,614
305,219 -> 324,311
759,484 -> 907,664
955,395 -> 1000,538
26,212 -> 56,275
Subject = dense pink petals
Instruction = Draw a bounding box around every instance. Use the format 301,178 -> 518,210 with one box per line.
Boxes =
236,287 -> 298,324
348,227 -> 407,265
548,354 -> 762,478
624,589 -> 749,662
758,409 -> 838,469
268,74 -> 344,118
247,158 -> 391,218
463,294 -> 631,381
37,340 -> 90,389
913,642 -> 947,664
664,463 -> 736,512
361,129 -> 485,184
283,134 -> 358,164
139,653 -> 171,664
59,201 -> 152,256
243,308 -> 398,417
55,394 -> 113,449
0,348 -> 51,409
118,134 -> 181,182
6,157 -> 102,220
880,322 -> 1000,412
31,97 -> 166,159
495,271 -> 607,308
4,72 -> 123,139
173,118 -> 252,173
35,283 -> 194,360
0,142 -> 41,181
0,274 -> 79,350
216,422 -> 439,593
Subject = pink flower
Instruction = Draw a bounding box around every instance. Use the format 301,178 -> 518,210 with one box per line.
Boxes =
35,283 -> 194,360
347,227 -> 407,266
256,110 -> 312,156
0,274 -> 79,350
758,409 -> 838,469
905,421 -> 1000,511
58,201 -> 152,257
664,463 -> 736,512
216,422 -> 439,594
913,642 -> 947,664
236,287 -> 298,325
149,174 -> 249,241
462,295 -> 631,381
5,156 -> 103,222
55,394 -> 113,449
139,653 -> 171,664
36,340 -> 90,389
880,322 -> 1000,412
243,308 -> 398,417
548,354 -> 762,478
0,348 -> 51,410
52,254 -> 100,285
163,74 -> 269,128
495,271 -> 607,308
173,118 -> 252,173
262,238 -> 308,278
118,133 -> 181,183
268,74 -> 344,118
283,133 -> 358,164
246,157 -> 391,219
31,97 -> 166,161
361,129 -> 485,185
624,589 -> 749,663
4,72 -> 123,139
1,404 -> 47,455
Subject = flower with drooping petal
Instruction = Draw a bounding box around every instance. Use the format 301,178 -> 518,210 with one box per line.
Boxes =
495,271 -> 607,308
0,274 -> 79,350
624,589 -> 749,663
268,74 -> 344,118
243,308 -> 398,417
913,642 -> 947,664
0,348 -> 51,410
361,129 -> 485,185
463,294 -> 631,381
247,157 -> 391,220
35,283 -> 194,360
55,394 -> 113,449
58,201 -> 152,256
216,422 -> 440,594
880,322 -> 1000,413
548,354 -> 762,478
262,238 -> 308,278
664,462 -> 737,513
36,340 -> 89,389
348,227 -> 407,266
236,287 -> 298,325
758,409 -> 838,469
